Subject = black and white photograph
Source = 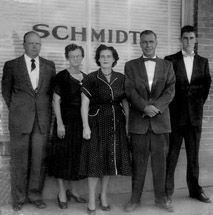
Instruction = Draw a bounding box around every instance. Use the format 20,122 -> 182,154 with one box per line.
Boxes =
0,0 -> 213,215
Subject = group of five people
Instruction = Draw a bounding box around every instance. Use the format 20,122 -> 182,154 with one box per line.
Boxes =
1,25 -> 211,214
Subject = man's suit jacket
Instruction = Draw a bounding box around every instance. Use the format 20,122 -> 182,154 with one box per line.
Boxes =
2,55 -> 56,134
165,51 -> 211,128
125,56 -> 175,134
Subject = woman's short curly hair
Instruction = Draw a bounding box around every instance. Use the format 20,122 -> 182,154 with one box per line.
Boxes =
95,44 -> 119,67
65,43 -> 84,59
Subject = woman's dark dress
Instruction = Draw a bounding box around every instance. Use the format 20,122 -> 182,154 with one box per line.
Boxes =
79,69 -> 131,177
48,69 -> 86,180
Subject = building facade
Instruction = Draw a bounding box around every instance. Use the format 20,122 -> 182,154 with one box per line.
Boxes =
0,0 -> 212,205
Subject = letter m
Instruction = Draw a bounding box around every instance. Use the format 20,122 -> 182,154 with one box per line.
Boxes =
92,29 -> 105,42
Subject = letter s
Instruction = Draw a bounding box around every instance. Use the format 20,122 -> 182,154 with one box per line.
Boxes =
33,24 -> 50,38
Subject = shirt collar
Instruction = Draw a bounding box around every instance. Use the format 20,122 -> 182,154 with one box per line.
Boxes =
143,55 -> 157,59
24,54 -> 39,63
182,50 -> 195,57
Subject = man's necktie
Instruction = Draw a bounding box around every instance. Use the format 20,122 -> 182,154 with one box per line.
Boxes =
143,58 -> 156,62
31,59 -> 36,71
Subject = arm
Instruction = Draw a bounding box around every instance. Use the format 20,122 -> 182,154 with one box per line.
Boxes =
1,62 -> 13,108
49,62 -> 56,97
81,92 -> 91,140
52,62 -> 56,75
124,63 -> 147,112
153,62 -> 176,113
52,93 -> 65,139
203,59 -> 211,102
122,98 -> 129,135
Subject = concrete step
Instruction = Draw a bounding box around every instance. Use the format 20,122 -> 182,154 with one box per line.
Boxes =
1,187 -> 213,215
42,145 -> 213,200
1,147 -> 213,205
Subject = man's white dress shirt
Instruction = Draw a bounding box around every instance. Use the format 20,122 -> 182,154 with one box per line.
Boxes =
182,50 -> 194,83
143,55 -> 156,91
24,54 -> 39,90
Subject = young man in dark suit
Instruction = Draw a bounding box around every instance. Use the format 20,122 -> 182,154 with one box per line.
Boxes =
1,31 -> 56,211
124,30 -> 175,212
165,25 -> 212,204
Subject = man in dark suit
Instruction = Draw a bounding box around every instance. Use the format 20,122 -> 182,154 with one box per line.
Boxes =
165,25 -> 211,204
1,31 -> 56,211
124,30 -> 175,212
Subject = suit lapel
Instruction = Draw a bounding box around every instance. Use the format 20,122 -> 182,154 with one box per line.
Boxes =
150,57 -> 161,93
178,52 -> 190,84
139,57 -> 161,94
20,56 -> 35,93
37,57 -> 45,92
190,55 -> 199,83
138,57 -> 150,93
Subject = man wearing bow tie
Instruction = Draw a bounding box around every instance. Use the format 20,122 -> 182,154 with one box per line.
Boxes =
124,30 -> 175,212
1,31 -> 56,211
165,25 -> 212,204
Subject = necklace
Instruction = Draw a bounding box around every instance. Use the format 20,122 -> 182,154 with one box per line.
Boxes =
103,72 -> 112,76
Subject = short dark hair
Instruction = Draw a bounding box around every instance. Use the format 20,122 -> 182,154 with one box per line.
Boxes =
95,44 -> 119,67
23,31 -> 40,43
65,43 -> 84,59
140,30 -> 157,39
181,25 -> 196,37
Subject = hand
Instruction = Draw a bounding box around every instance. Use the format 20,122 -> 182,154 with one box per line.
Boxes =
83,126 -> 91,140
57,124 -> 65,139
143,105 -> 160,118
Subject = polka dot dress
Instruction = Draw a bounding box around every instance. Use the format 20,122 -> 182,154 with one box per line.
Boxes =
79,69 -> 131,177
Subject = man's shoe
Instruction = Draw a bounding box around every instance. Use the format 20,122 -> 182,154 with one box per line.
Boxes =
155,201 -> 174,213
29,200 -> 47,209
124,201 -> 140,212
190,191 -> 211,203
12,203 -> 23,211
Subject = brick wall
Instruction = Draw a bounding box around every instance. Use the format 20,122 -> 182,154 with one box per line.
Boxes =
0,141 -> 10,206
197,0 -> 213,187
197,1 -> 213,146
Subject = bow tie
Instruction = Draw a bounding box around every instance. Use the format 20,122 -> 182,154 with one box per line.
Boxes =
143,58 -> 156,62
